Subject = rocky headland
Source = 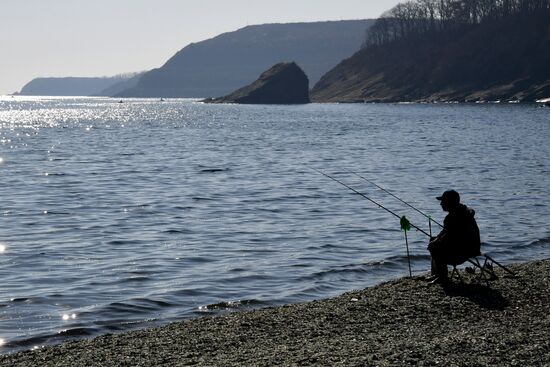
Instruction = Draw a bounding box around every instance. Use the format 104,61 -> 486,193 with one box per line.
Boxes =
1,259 -> 548,366
205,62 -> 310,104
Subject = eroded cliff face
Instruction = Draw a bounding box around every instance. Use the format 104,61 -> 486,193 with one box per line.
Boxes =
312,12 -> 550,103
206,62 -> 310,105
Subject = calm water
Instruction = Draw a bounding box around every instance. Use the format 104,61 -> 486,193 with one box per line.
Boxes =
0,97 -> 549,353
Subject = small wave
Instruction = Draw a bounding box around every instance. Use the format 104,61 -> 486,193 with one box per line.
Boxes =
229,267 -> 246,273
4,326 -> 99,352
290,263 -> 313,268
96,318 -> 158,331
103,301 -> 156,314
119,152 -> 145,157
122,269 -> 158,276
302,264 -> 372,281
119,276 -> 150,283
299,254 -> 431,282
108,297 -> 178,313
163,228 -> 194,234
492,236 -> 550,260
240,248 -> 278,254
58,327 -> 96,337
220,274 -> 272,285
320,243 -> 341,249
305,243 -> 360,251
185,256 -> 216,264
9,296 -> 57,305
132,298 -> 174,308
40,211 -> 71,215
192,197 -> 216,201
198,299 -> 264,312
172,288 -> 208,297
526,236 -> 550,247
106,239 -> 134,246
9,297 -> 30,303
199,168 -> 229,174
44,172 -> 69,176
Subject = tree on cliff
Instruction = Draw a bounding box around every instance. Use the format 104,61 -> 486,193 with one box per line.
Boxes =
311,0 -> 550,102
365,0 -> 550,47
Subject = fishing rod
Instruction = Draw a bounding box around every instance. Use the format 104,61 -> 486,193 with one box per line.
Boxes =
346,169 -> 444,229
308,166 -> 431,238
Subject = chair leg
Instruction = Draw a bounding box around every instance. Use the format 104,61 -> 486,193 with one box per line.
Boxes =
484,254 -> 517,278
467,255 -> 498,285
479,257 -> 492,285
443,254 -> 513,286
449,265 -> 462,282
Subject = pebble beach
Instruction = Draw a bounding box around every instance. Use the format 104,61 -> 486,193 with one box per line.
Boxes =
2,259 -> 548,366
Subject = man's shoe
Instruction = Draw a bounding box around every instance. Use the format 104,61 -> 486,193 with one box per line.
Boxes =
424,275 -> 438,282
428,276 -> 449,285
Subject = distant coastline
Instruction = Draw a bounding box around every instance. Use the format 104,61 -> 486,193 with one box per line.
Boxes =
17,74 -> 142,97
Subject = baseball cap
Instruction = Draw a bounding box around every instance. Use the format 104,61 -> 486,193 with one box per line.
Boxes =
436,190 -> 460,203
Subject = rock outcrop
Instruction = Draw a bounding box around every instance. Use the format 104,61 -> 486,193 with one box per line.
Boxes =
206,62 -> 310,104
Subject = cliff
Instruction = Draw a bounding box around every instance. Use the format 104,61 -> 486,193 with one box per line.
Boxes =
206,62 -> 310,104
311,11 -> 550,103
116,20 -> 373,98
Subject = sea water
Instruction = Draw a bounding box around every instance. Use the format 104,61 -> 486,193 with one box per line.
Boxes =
0,97 -> 548,353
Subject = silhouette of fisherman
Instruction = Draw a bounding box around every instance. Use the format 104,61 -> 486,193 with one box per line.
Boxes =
427,190 -> 481,284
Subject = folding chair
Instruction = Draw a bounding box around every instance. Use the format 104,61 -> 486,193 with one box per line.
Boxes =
449,253 -> 516,285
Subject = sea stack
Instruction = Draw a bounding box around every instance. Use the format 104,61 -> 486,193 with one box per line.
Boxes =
206,62 -> 310,104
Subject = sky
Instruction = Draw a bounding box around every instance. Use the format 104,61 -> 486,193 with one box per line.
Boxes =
0,0 -> 402,95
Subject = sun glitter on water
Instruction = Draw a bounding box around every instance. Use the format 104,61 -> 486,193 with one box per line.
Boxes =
0,244 -> 6,253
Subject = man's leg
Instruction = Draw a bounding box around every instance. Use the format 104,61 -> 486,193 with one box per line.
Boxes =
429,246 -> 449,282
431,256 -> 448,279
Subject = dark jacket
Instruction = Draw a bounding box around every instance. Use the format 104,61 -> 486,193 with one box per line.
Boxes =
431,204 -> 481,260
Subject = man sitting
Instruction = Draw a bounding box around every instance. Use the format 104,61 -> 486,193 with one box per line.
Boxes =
427,190 -> 481,284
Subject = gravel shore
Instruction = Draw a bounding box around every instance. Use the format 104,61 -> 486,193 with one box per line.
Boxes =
2,259 -> 548,366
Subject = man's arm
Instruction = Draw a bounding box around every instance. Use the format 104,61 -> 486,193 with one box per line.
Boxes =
428,229 -> 446,250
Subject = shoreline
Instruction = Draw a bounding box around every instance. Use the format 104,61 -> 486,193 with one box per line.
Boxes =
2,259 -> 548,366
6,95 -> 549,104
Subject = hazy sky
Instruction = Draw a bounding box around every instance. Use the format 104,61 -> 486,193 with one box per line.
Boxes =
0,0 -> 402,95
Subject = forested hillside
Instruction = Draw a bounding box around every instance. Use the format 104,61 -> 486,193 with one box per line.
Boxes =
312,0 -> 550,102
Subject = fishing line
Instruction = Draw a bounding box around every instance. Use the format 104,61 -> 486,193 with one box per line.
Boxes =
345,169 -> 443,228
307,166 -> 431,238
